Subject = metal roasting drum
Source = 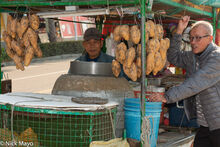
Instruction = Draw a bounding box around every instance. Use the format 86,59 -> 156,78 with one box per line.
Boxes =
52,60 -> 134,137
69,60 -> 113,76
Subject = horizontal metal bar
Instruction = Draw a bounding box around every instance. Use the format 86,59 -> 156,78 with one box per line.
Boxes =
155,0 -> 213,17
38,8 -> 109,18
0,0 -> 140,7
0,7 -> 28,13
167,8 -> 183,16
0,8 -> 14,13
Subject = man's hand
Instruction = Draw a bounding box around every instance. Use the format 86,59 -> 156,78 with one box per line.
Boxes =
148,93 -> 167,103
176,16 -> 190,35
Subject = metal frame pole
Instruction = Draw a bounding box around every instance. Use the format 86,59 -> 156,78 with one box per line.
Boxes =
0,13 -> 2,94
140,0 -> 146,146
213,8 -> 217,42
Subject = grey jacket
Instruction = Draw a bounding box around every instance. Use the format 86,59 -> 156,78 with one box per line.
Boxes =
165,34 -> 220,131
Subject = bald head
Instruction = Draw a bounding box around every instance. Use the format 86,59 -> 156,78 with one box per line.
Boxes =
190,20 -> 214,54
191,21 -> 213,36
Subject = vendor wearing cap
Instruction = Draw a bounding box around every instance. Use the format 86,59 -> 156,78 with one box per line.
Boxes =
76,27 -> 114,62
69,27 -> 129,79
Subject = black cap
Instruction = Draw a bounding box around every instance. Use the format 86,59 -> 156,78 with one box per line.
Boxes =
84,28 -> 102,41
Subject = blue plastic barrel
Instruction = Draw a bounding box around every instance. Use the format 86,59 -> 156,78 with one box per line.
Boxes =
124,98 -> 162,147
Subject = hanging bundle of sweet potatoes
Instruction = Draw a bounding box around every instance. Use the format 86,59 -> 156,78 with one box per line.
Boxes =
145,20 -> 170,76
112,24 -> 142,81
3,14 -> 42,71
112,21 -> 170,80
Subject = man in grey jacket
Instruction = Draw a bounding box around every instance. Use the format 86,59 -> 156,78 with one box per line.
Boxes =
149,16 -> 220,147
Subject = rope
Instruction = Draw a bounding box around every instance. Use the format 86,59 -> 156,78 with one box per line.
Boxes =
108,108 -> 116,139
11,105 -> 15,141
10,98 -> 47,142
140,116 -> 155,147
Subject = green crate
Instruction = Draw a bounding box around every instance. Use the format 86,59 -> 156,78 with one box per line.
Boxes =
0,104 -> 116,147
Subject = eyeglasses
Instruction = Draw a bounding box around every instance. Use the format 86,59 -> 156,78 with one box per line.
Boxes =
189,35 -> 210,42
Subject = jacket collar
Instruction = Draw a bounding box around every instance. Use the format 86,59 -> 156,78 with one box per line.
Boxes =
85,51 -> 102,61
196,42 -> 215,61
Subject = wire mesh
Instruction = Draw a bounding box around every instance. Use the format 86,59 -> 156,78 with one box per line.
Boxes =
0,104 -> 116,147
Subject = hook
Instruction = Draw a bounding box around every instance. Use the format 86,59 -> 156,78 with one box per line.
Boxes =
159,14 -> 163,26
116,6 -> 123,25
106,0 -> 110,14
134,14 -> 138,25
116,7 -> 122,17
120,6 -> 124,18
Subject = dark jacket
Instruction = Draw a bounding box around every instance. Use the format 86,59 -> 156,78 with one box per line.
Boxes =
76,51 -> 114,63
165,34 -> 220,131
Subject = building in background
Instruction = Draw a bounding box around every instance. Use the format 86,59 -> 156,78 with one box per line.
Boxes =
58,16 -> 95,41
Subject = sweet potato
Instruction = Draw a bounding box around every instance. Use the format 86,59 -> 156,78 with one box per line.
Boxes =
20,128 -> 39,147
145,20 -> 155,37
160,39 -> 167,49
6,15 -> 13,36
136,57 -> 141,78
124,47 -> 136,68
5,45 -> 24,71
123,62 -> 137,81
154,24 -> 160,39
137,44 -> 149,58
11,40 -> 23,56
115,42 -> 127,64
155,39 -> 160,52
136,57 -> 141,68
16,21 -> 21,37
147,39 -> 156,53
16,36 -> 25,48
158,24 -> 164,39
17,16 -> 29,39
160,39 -> 167,60
164,38 -> 170,50
154,24 -> 164,40
11,17 -> 17,38
27,28 -> 38,49
137,67 -> 141,78
116,48 -> 126,64
0,128 -> 20,142
112,60 -> 121,77
137,44 -> 141,57
5,47 -> 15,59
129,63 -> 138,81
130,25 -> 140,44
146,52 -> 155,75
120,25 -> 130,41
24,46 -> 34,66
23,31 -> 30,47
123,63 -> 130,78
113,25 -> 121,42
153,52 -> 163,75
145,31 -> 149,42
29,14 -> 40,30
12,54 -> 25,71
2,31 -> 12,49
34,45 -> 43,58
